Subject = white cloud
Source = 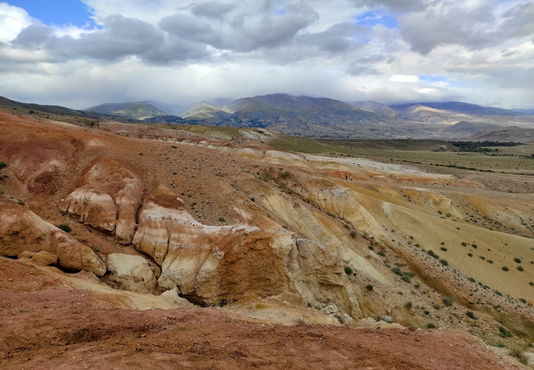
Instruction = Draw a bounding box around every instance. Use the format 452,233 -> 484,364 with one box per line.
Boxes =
0,0 -> 533,109
0,2 -> 35,43
388,75 -> 420,83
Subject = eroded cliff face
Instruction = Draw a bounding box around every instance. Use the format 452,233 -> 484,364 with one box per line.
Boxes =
60,159 -> 142,244
0,201 -> 106,276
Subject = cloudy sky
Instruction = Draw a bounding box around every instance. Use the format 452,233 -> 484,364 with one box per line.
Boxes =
0,0 -> 533,109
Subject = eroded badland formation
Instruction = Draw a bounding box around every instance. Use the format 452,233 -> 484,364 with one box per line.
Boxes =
1,110 -> 534,369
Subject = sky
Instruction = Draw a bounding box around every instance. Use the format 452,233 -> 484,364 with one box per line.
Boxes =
0,0 -> 533,110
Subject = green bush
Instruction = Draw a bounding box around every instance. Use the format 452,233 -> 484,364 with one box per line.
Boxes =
498,326 -> 512,338
0,162 -> 6,170
58,224 -> 72,233
427,323 -> 437,329
378,250 -> 386,257
392,267 -> 402,275
518,266 -> 524,272
440,259 -> 448,266
218,217 -> 226,222
502,266 -> 509,271
405,301 -> 413,309
350,230 -> 357,238
344,266 -> 353,275
443,297 -> 453,306
514,258 -> 521,263
466,311 -> 477,320
440,247 -> 447,252
365,284 -> 374,291
401,275 -> 411,283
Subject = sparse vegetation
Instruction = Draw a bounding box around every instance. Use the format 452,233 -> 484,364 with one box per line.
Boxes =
378,250 -> 386,257
440,247 -> 447,252
514,258 -> 521,263
427,323 -> 437,329
58,224 -> 72,233
405,301 -> 413,309
218,217 -> 226,222
0,162 -> 6,170
466,311 -> 477,320
517,266 -> 524,272
344,266 -> 353,275
350,230 -> 357,238
442,297 -> 453,307
440,259 -> 448,266
365,284 -> 374,291
502,266 -> 509,271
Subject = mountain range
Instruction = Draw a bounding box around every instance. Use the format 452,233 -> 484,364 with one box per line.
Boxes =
2,93 -> 533,140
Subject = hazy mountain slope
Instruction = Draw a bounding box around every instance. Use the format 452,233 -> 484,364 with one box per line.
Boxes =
390,101 -> 524,116
350,101 -> 397,117
147,101 -> 185,116
445,121 -> 499,135
182,102 -> 232,124
86,102 -> 168,120
469,126 -> 534,141
220,94 -> 399,134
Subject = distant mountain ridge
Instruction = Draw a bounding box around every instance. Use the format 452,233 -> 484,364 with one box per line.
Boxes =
389,101 -> 524,116
86,102 -> 168,120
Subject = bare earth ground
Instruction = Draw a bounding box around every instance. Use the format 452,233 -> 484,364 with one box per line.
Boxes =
0,258 -> 521,370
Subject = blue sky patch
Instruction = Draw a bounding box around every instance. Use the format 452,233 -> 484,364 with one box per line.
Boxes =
6,0 -> 93,27
420,75 -> 459,87
355,11 -> 398,29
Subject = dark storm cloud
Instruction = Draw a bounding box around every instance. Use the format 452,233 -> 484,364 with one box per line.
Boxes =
296,23 -> 369,53
160,4 -> 318,53
190,1 -> 236,20
9,15 -> 213,63
400,1 -> 534,54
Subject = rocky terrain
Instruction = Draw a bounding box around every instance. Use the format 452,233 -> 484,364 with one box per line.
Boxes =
1,110 -> 534,368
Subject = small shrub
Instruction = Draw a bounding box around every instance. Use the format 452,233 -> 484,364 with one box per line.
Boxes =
498,326 -> 512,338
344,266 -> 353,275
218,217 -> 226,222
520,298 -> 527,304
424,310 -> 430,315
401,275 -> 411,283
466,311 -> 477,320
443,297 -> 453,307
58,224 -> 72,233
392,267 -> 402,275
405,301 -> 413,309
514,258 -> 521,263
415,243 -> 420,248
518,266 -> 524,272
487,259 -> 493,264
0,162 -> 6,170
378,250 -> 386,257
440,259 -> 448,266
472,244 -> 478,249
350,230 -> 357,238
468,253 -> 473,257
529,282 -> 534,286
461,242 -> 467,246
440,247 -> 447,252
468,277 -> 475,282
414,284 -> 420,289
502,266 -> 509,271
365,284 -> 374,291
427,323 -> 437,329
368,245 -> 374,251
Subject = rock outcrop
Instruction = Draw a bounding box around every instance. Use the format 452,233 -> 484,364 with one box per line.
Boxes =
132,187 -> 294,305
106,254 -> 157,294
60,159 -> 142,244
0,201 -> 106,276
